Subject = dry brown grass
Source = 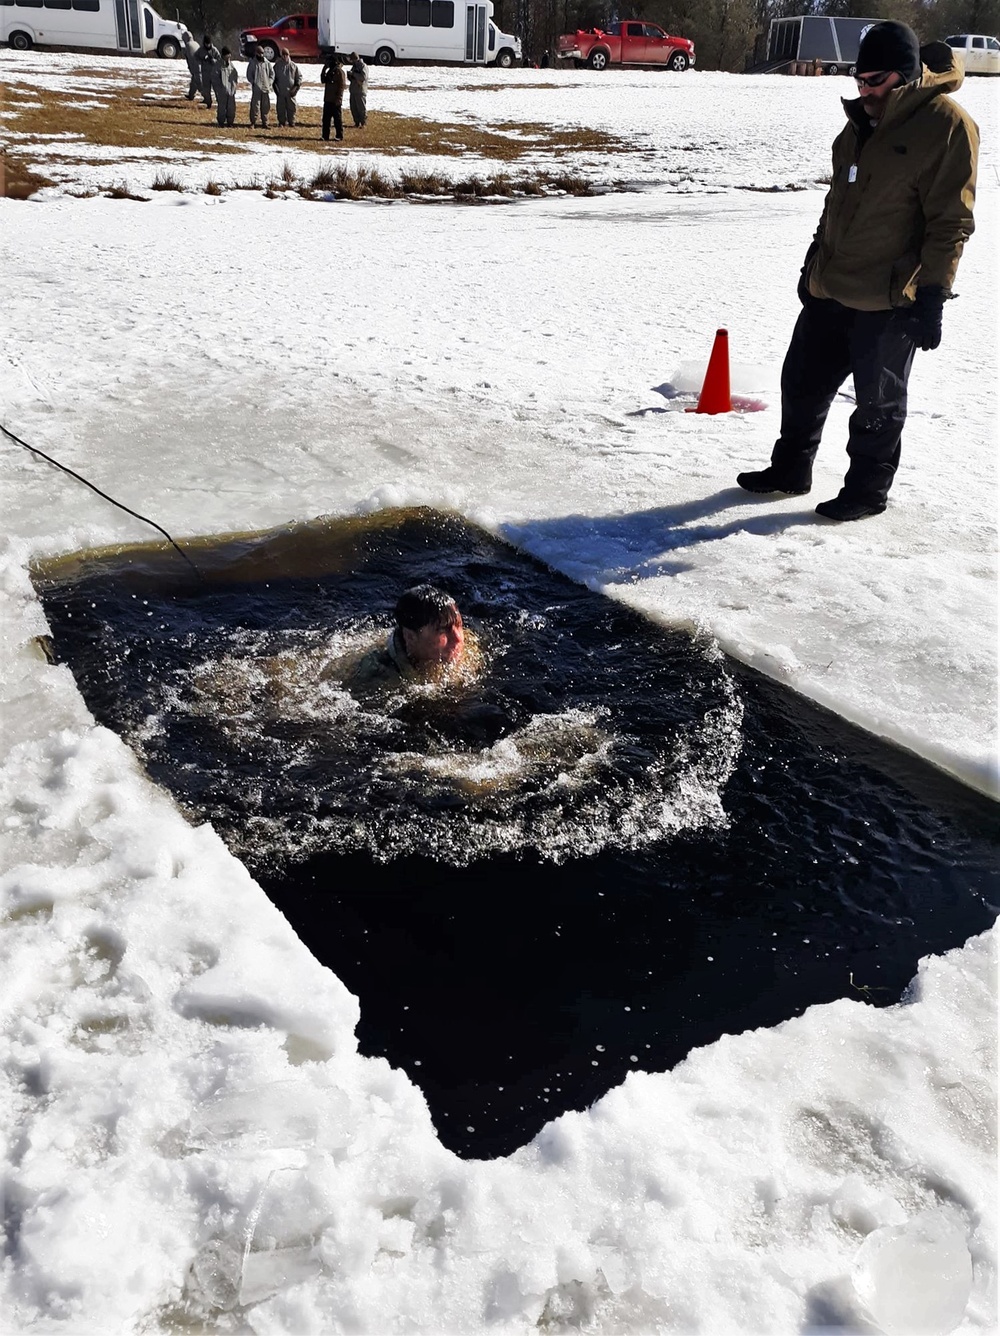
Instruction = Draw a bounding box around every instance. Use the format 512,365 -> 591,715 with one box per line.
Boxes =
0,66 -> 625,184
0,150 -> 54,199
103,180 -> 149,200
302,161 -> 596,200
151,169 -> 185,190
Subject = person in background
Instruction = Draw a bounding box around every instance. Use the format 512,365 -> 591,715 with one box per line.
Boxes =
320,53 -> 346,142
180,32 -> 201,101
213,47 -> 239,128
273,48 -> 303,127
348,52 -> 368,128
736,22 -> 978,521
246,42 -> 276,129
197,34 -> 220,109
349,586 -> 466,690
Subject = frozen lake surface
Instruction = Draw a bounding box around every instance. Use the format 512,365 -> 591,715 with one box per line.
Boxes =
1,53 -> 997,1334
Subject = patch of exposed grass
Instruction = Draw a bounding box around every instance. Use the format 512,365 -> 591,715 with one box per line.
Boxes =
204,179 -> 225,195
735,182 -> 807,193
103,180 -> 148,200
151,169 -> 185,191
0,66 -> 626,180
305,162 -> 597,201
0,150 -> 54,199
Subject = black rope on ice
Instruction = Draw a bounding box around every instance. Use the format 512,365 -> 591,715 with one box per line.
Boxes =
2,421 -> 204,582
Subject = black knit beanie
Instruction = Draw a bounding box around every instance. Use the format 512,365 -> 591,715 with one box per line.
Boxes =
856,21 -> 922,84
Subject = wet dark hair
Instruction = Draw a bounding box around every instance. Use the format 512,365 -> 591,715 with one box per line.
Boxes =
395,584 -> 459,632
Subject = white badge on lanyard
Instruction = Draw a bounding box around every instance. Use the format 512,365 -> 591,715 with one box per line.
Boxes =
848,164 -> 858,183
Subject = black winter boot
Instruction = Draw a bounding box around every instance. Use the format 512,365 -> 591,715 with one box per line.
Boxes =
736,466 -> 811,496
815,494 -> 886,521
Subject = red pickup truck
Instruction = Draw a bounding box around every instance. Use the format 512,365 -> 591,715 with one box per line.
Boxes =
238,14 -> 319,61
557,21 -> 694,71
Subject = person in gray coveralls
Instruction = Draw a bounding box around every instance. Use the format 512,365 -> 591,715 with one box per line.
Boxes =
246,45 -> 276,129
274,48 -> 303,127
197,35 -> 220,108
181,32 -> 201,101
212,48 -> 239,127
348,53 -> 367,127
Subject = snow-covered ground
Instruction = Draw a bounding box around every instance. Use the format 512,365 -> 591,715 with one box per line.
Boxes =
1,55 -> 997,1333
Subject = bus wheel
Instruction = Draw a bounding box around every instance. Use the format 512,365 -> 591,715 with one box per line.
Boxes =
9,30 -> 33,50
495,49 -> 514,68
375,46 -> 394,65
158,35 -> 180,58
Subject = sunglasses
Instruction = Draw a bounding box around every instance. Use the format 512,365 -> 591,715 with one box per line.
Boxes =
855,70 -> 893,89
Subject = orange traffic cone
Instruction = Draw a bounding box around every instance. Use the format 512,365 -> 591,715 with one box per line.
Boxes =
687,328 -> 732,415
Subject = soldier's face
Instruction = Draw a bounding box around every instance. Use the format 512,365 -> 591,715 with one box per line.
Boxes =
403,613 -> 465,666
855,69 -> 901,120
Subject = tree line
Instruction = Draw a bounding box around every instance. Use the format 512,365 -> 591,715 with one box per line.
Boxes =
175,0 -> 999,71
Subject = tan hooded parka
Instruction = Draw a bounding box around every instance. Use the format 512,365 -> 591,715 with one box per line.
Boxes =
806,43 -> 978,312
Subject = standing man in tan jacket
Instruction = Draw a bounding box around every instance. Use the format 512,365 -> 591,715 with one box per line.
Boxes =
738,22 -> 978,521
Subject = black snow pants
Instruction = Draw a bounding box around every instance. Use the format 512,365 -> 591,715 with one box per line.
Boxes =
771,297 -> 917,505
322,101 -> 344,140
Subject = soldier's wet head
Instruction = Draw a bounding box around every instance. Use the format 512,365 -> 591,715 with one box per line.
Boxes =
396,584 -> 464,667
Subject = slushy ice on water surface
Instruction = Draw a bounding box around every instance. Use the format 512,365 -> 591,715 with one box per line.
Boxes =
35,508 -> 999,1158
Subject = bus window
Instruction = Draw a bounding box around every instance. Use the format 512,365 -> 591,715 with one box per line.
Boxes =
144,5 -> 152,35
431,0 -> 452,25
409,0 -> 430,24
361,0 -> 383,21
385,0 -> 406,23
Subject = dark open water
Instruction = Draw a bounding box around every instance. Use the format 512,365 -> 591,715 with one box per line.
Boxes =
36,509 -> 999,1158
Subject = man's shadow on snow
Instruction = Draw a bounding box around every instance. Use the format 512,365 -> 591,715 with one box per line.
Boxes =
503,488 -> 817,584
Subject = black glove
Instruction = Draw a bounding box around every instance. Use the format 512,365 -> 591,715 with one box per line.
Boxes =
797,241 -> 819,305
903,285 -> 946,351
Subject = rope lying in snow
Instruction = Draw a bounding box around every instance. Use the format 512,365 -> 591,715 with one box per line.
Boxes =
1,421 -> 204,582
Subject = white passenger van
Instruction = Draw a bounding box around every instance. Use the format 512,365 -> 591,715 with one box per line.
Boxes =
317,0 -> 520,67
2,0 -> 186,57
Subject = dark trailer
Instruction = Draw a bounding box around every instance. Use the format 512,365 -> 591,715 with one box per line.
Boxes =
766,14 -> 878,74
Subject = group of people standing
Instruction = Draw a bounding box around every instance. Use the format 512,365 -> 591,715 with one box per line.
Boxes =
180,32 -> 368,135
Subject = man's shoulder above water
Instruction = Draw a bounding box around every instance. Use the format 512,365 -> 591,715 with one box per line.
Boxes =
348,630 -> 415,690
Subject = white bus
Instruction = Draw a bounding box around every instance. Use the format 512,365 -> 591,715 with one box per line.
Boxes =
318,0 -> 521,67
2,0 -> 186,57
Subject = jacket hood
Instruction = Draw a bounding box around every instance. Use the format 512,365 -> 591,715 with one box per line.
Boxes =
842,42 -> 964,130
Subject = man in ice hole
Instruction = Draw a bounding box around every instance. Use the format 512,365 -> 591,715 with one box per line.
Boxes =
349,585 -> 467,689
